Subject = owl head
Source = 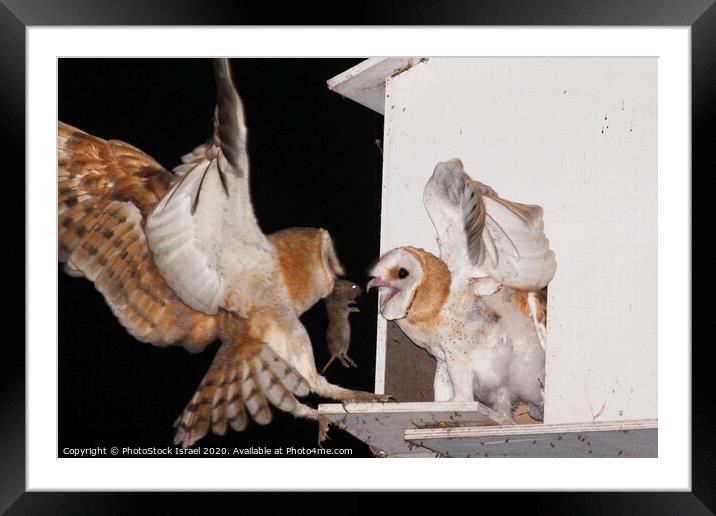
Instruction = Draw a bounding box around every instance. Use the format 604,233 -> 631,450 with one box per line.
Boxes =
367,246 -> 450,321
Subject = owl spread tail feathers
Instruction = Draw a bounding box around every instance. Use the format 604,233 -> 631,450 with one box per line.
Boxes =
173,315 -> 312,448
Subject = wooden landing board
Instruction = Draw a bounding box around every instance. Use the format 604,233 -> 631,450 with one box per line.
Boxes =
326,58 -> 421,114
405,419 -> 658,458
318,401 -> 511,457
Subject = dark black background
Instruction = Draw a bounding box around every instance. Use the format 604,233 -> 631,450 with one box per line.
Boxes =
58,58 -> 385,457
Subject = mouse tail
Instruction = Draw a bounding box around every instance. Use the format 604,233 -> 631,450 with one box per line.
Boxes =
321,354 -> 339,374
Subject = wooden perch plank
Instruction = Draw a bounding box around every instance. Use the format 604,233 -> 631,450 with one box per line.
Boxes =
405,419 -> 658,458
318,401 -> 510,457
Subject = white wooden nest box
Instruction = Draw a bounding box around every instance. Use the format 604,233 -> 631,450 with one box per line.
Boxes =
319,58 -> 657,458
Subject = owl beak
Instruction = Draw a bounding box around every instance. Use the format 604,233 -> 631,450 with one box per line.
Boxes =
367,277 -> 391,292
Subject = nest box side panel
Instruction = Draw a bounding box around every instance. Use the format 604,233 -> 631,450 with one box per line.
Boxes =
377,57 -> 657,425
384,321 -> 436,401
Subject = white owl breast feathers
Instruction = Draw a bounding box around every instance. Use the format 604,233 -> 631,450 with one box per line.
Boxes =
423,158 -> 556,295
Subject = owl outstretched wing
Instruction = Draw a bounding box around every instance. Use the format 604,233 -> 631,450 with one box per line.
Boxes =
58,121 -> 219,350
423,158 -> 556,293
144,58 -> 270,315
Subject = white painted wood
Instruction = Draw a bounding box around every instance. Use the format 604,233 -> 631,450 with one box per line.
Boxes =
374,316 -> 387,394
326,58 -> 421,114
318,401 -> 510,457
373,58 -> 657,424
405,419 -> 657,458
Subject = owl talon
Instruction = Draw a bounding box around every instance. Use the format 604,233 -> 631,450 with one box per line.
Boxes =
371,393 -> 396,403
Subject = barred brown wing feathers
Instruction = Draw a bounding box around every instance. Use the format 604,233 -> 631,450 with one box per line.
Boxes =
58,121 -> 218,350
65,200 -> 219,351
58,121 -> 173,261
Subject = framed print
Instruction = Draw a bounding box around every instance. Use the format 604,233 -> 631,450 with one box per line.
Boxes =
9,0 -> 710,512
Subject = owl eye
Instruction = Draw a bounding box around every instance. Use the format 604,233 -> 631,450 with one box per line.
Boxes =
398,267 -> 409,279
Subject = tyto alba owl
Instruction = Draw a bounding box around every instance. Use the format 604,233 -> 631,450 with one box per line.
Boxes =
58,58 -> 389,448
368,159 -> 556,421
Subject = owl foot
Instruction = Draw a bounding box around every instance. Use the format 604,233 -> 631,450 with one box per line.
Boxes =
528,403 -> 544,421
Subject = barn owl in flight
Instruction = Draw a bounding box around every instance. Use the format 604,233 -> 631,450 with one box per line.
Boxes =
58,58 -> 390,448
368,159 -> 555,421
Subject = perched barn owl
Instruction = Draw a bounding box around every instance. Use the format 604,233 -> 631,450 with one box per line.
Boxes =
58,58 -> 390,448
368,159 -> 555,421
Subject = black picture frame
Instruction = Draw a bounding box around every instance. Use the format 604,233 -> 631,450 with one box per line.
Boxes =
8,0 -> 708,512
